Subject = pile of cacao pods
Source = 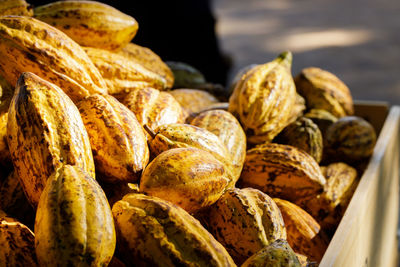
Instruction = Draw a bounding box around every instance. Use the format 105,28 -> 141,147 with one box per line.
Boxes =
0,1 -> 378,266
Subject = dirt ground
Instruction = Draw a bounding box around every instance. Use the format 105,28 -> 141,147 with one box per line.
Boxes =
213,0 -> 400,104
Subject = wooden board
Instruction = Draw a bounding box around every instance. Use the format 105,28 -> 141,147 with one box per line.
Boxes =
320,104 -> 400,267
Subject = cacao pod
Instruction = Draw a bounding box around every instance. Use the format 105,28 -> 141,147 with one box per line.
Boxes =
0,16 -> 107,102
169,89 -> 219,116
148,123 -> 236,187
140,147 -> 230,214
84,46 -> 167,96
241,239 -> 301,267
229,52 -> 296,144
122,87 -> 186,138
191,109 -> 246,182
7,72 -> 95,207
240,143 -> 326,203
295,67 -> 354,117
274,198 -> 329,263
200,188 -> 286,264
35,165 -> 115,266
275,117 -> 323,163
324,116 -> 376,163
78,94 -> 149,183
119,43 -> 174,88
34,0 -> 138,50
112,193 -> 236,267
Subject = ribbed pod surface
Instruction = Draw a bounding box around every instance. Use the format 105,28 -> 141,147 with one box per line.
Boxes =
84,46 -> 167,95
0,16 -> 107,102
7,73 -> 95,207
78,94 -> 149,183
191,109 -> 246,181
240,143 -> 326,203
35,165 -> 115,266
112,193 -> 236,267
140,147 -> 230,214
229,52 -> 296,144
34,0 -> 138,50
202,188 -> 286,264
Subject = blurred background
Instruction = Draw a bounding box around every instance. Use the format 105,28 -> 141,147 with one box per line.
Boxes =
30,0 -> 400,103
213,0 -> 400,104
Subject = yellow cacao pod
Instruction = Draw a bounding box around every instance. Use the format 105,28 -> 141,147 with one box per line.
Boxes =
35,165 -> 115,267
0,0 -> 32,16
169,89 -> 219,116
34,0 -> 138,50
299,162 -> 358,233
112,193 -> 236,267
274,198 -> 329,263
77,94 -> 149,183
229,52 -> 296,144
0,212 -> 38,266
191,109 -> 246,181
0,16 -> 107,102
149,123 -> 236,187
84,46 -> 167,95
240,143 -> 326,203
295,67 -> 354,117
200,188 -> 286,264
140,147 -> 230,214
122,87 -> 186,138
241,239 -> 301,267
7,73 -> 95,207
119,43 -> 174,88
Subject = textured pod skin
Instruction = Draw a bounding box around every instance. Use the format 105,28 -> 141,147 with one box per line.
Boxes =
324,116 -> 377,163
112,193 -> 236,267
191,109 -> 247,181
240,143 -> 326,203
35,165 -> 116,267
229,52 -> 296,144
101,181 -> 140,207
149,123 -> 235,186
201,188 -> 286,265
275,117 -> 323,163
7,73 -> 95,207
286,93 -> 307,125
34,0 -> 138,50
241,239 -> 301,267
295,67 -> 354,117
0,16 -> 107,102
84,46 -> 167,95
169,89 -> 219,116
0,0 -> 33,16
78,94 -> 149,183
301,162 -> 358,233
140,148 -> 230,214
304,108 -> 338,138
119,43 -> 174,88
0,212 -> 38,267
122,87 -> 186,137
273,198 -> 329,263
0,171 -> 35,227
